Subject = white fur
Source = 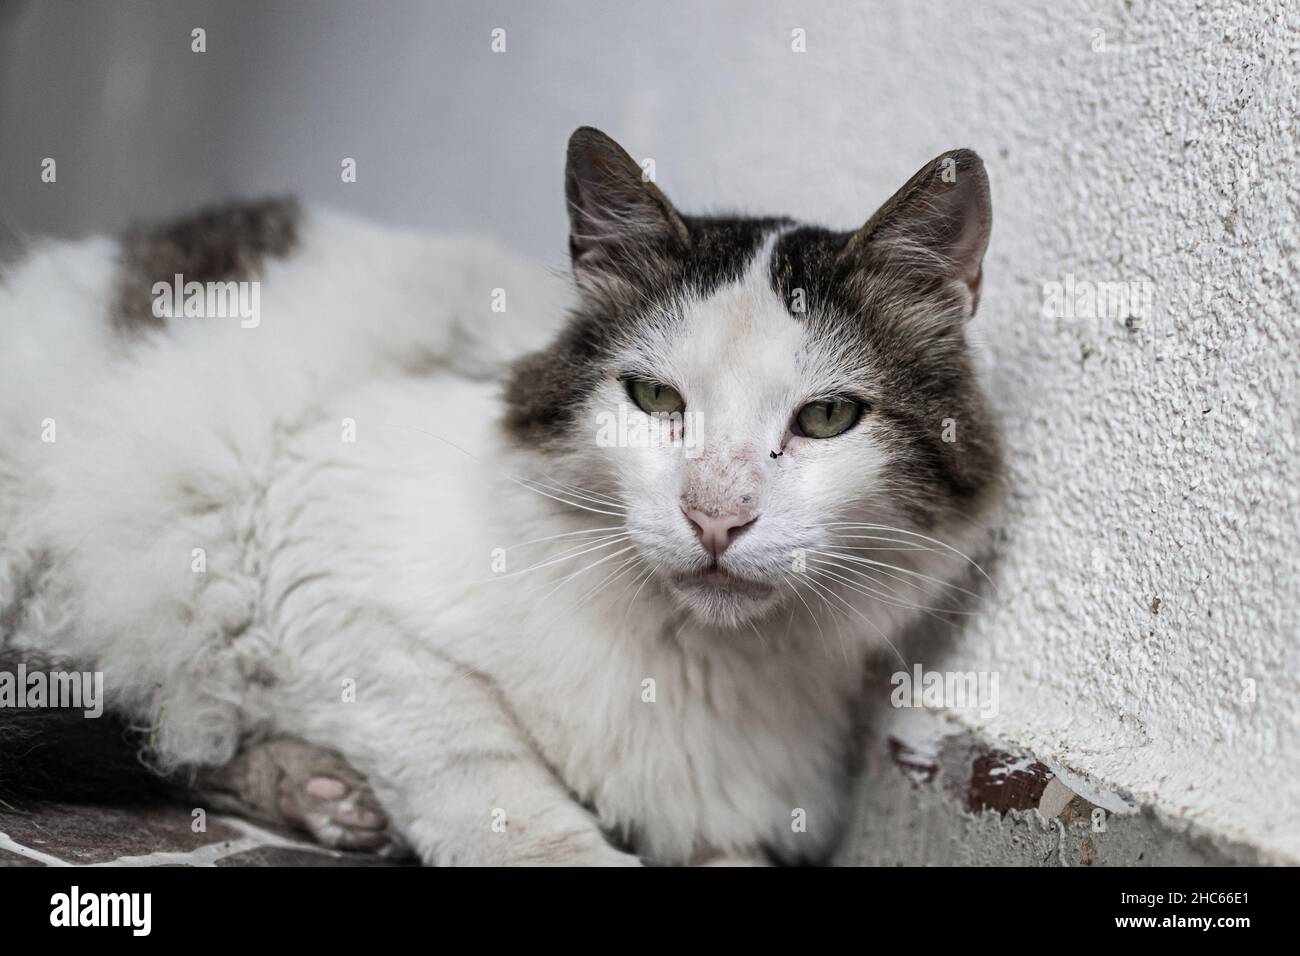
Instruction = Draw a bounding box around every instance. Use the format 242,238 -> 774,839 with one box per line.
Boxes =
0,208 -> 986,865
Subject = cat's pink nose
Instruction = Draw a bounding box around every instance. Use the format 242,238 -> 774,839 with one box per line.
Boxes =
683,508 -> 757,559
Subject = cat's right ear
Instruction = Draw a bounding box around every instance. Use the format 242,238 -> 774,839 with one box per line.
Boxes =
839,149 -> 992,317
565,127 -> 690,289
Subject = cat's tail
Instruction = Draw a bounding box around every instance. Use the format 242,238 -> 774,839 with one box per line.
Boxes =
0,651 -> 171,806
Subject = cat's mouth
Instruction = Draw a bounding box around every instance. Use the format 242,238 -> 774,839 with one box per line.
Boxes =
671,567 -> 773,598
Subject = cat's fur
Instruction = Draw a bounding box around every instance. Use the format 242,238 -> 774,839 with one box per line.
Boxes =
0,128 -> 1001,865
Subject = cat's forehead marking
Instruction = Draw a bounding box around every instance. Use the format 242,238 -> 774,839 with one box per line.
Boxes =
682,231 -> 799,356
676,230 -> 806,406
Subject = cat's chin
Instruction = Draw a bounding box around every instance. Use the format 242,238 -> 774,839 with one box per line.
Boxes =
666,569 -> 782,629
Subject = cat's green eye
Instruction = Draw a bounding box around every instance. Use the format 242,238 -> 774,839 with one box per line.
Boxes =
626,379 -> 686,415
795,398 -> 863,439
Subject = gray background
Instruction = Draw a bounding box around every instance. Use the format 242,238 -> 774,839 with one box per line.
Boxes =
1,0 -> 974,264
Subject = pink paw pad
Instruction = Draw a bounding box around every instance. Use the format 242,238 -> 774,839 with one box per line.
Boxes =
305,776 -> 349,800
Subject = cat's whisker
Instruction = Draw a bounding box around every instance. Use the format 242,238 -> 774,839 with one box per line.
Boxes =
823,531 -> 941,553
521,479 -> 622,511
821,522 -> 997,589
782,584 -> 799,641
823,535 -> 952,563
798,570 -> 908,668
536,545 -> 639,605
527,551 -> 642,634
491,533 -> 630,586
778,571 -> 834,662
791,573 -> 855,666
806,549 -> 987,603
622,562 -> 660,628
374,420 -> 628,518
548,476 -> 626,509
815,561 -> 981,618
382,530 -> 637,621
379,533 -> 632,613
513,477 -> 626,517
610,556 -> 651,607
819,530 -> 988,592
805,557 -> 933,607
520,474 -> 626,510
807,569 -> 964,623
506,525 -> 625,551
566,552 -> 643,617
540,531 -> 631,563
800,567 -> 977,621
809,548 -> 930,593
828,541 -> 935,553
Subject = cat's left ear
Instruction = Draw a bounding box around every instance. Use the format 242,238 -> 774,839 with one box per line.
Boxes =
840,149 -> 992,316
565,126 -> 691,289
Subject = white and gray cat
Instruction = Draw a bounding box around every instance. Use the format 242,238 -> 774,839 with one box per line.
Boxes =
0,128 -> 1001,865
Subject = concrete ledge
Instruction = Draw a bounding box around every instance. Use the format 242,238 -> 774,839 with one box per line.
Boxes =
837,723 -> 1278,867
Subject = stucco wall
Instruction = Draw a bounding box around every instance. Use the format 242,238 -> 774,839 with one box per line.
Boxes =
3,0 -> 1296,858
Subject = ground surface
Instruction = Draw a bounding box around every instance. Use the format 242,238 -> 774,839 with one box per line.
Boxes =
0,802 -> 407,867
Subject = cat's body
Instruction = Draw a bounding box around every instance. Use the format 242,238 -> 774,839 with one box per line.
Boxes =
0,129 -> 1002,865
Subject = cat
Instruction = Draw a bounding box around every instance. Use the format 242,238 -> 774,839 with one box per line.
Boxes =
0,127 -> 1002,865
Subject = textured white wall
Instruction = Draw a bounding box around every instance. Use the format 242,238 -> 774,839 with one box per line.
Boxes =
3,1 -> 1296,856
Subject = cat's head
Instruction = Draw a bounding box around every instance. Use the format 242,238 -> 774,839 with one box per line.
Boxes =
505,127 -> 1002,629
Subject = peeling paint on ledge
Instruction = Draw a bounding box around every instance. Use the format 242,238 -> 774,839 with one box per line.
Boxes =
966,752 -> 1052,815
843,723 -> 1282,867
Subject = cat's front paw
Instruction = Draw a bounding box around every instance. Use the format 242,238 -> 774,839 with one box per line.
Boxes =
193,737 -> 412,858
284,761 -> 408,857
